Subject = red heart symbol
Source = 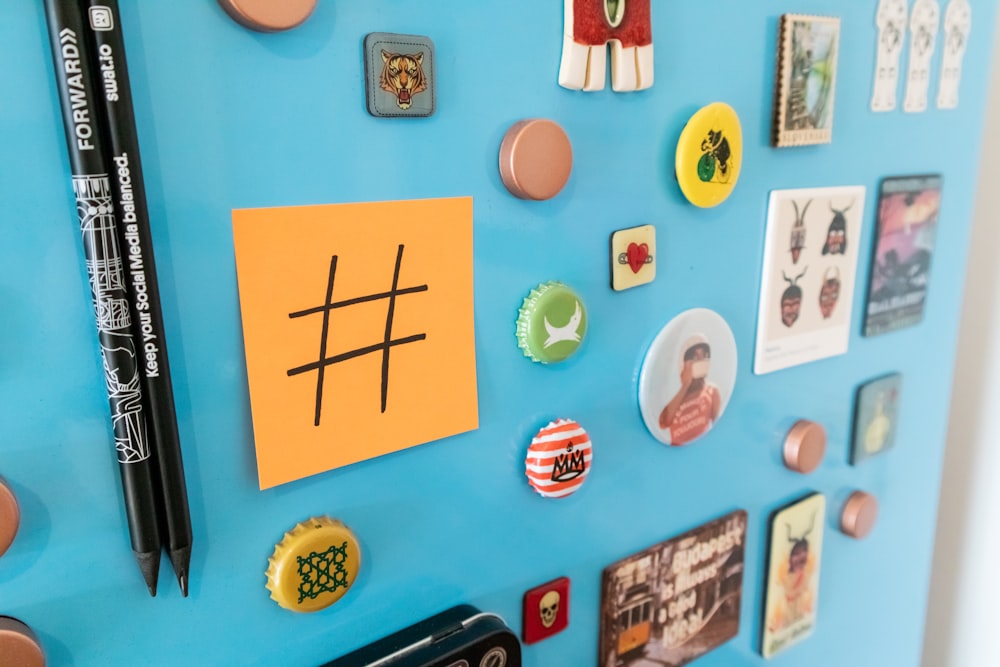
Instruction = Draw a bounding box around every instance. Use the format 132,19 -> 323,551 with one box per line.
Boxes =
626,243 -> 649,274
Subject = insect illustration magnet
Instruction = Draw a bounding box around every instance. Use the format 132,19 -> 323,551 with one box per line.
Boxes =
364,33 -> 436,118
761,493 -> 825,658
638,309 -> 738,446
675,103 -> 743,208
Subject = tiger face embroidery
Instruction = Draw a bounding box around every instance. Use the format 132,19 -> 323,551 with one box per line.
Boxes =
380,50 -> 428,110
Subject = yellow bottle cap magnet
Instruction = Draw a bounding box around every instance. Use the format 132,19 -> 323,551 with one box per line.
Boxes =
217,0 -> 317,32
0,617 -> 45,667
499,120 -> 573,200
265,517 -> 361,612
675,102 -> 743,208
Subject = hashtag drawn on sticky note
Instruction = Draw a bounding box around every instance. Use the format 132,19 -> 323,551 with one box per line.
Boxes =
233,197 -> 478,489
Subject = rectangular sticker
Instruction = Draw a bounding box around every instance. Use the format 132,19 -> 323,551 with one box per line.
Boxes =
863,175 -> 942,336
754,186 -> 866,374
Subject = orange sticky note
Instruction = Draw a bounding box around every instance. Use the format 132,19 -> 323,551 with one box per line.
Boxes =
233,197 -> 478,489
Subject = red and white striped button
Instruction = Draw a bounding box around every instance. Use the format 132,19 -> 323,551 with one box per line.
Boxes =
526,419 -> 592,499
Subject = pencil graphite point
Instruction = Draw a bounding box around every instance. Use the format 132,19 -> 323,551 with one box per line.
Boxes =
135,550 -> 160,597
169,546 -> 191,597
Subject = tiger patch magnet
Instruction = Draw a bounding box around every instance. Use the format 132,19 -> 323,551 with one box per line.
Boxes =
364,33 -> 436,118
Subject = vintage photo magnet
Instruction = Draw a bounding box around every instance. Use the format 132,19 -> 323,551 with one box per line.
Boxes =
599,511 -> 747,667
754,186 -> 866,375
761,493 -> 826,659
773,15 -> 841,147
863,175 -> 942,336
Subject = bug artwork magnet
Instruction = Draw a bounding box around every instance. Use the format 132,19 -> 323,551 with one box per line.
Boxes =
675,103 -> 743,208
773,15 -> 841,147
754,186 -> 866,375
761,493 -> 826,659
233,198 -> 478,489
364,33 -> 436,118
638,309 -> 738,447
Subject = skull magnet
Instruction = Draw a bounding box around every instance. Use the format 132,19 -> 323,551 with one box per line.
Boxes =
522,577 -> 570,644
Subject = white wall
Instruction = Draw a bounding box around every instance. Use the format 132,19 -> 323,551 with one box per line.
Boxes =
923,11 -> 1000,666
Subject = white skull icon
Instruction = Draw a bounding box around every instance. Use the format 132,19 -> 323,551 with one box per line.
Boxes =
539,590 -> 561,628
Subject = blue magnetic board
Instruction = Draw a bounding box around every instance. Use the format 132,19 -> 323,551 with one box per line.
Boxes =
1,1 -> 996,665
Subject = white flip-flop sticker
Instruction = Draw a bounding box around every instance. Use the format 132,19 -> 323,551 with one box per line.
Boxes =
904,0 -> 941,113
871,0 -> 909,112
937,0 -> 972,109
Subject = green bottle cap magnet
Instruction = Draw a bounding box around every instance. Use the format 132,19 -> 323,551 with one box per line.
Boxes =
516,282 -> 587,364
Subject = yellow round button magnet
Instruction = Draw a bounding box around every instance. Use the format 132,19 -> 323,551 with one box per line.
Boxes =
675,102 -> 743,208
265,517 -> 361,613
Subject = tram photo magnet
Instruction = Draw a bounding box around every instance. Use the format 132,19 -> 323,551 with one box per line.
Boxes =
761,493 -> 826,659
598,511 -> 747,667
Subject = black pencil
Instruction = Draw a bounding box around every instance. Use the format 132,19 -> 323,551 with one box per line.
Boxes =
79,0 -> 193,597
43,0 -> 162,596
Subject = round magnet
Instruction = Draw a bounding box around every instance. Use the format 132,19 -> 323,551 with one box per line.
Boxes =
783,420 -> 827,474
675,102 -> 743,208
840,491 -> 879,540
516,282 -> 587,364
499,120 -> 573,200
217,0 -> 317,32
0,617 -> 45,667
638,309 -> 738,446
0,479 -> 19,557
265,517 -> 361,613
526,419 -> 592,499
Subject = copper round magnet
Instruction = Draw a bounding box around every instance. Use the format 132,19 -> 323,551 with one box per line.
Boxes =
0,617 -> 45,667
840,491 -> 879,540
0,479 -> 20,557
783,420 -> 827,474
499,119 -> 573,201
217,0 -> 317,32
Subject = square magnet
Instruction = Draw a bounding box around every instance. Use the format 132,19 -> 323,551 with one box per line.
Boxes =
851,373 -> 902,464
610,225 -> 656,291
364,33 -> 436,118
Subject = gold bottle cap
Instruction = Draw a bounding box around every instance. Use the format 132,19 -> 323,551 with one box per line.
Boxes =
0,617 -> 45,667
783,420 -> 826,474
265,517 -> 361,612
840,491 -> 879,540
0,479 -> 20,557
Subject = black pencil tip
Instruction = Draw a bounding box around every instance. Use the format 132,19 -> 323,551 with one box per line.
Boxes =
168,546 -> 191,597
134,550 -> 160,597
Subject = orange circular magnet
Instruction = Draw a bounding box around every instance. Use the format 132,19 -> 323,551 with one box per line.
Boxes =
265,517 -> 361,613
0,479 -> 20,558
783,420 -> 827,474
675,102 -> 743,208
217,0 -> 317,32
499,120 -> 573,200
0,617 -> 45,667
840,491 -> 879,540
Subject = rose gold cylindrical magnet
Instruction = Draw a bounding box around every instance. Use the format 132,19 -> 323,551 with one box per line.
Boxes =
0,479 -> 19,557
783,420 -> 827,474
840,491 -> 879,540
0,617 -> 45,667
499,119 -> 573,201
217,0 -> 317,32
